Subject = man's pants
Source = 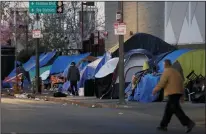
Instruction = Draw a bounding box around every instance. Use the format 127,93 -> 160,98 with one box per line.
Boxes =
69,81 -> 78,95
160,94 -> 192,127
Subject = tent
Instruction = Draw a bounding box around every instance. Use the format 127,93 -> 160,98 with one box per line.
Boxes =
95,49 -> 153,99
95,58 -> 119,99
157,49 -> 191,73
111,33 -> 176,57
173,49 -> 205,81
78,58 -> 103,88
117,49 -> 153,86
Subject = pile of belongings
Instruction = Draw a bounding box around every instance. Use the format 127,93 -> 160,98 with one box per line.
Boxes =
184,70 -> 205,103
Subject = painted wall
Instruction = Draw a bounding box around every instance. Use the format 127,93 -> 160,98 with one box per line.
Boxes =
165,2 -> 205,45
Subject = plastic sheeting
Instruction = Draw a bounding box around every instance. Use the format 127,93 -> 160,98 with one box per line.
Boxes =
133,74 -> 161,103
158,49 -> 191,73
29,65 -> 51,80
50,53 -> 90,75
40,70 -> 50,80
176,49 -> 205,80
62,53 -> 91,77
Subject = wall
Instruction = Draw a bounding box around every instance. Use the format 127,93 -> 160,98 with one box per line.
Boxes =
137,2 -> 165,40
105,2 -> 165,51
165,2 -> 205,45
123,2 -> 137,41
104,2 -> 118,50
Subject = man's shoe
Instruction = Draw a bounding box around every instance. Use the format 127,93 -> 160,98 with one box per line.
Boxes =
157,126 -> 168,131
186,121 -> 195,133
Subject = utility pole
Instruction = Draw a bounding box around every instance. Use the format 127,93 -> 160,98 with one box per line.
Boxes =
81,2 -> 84,50
35,13 -> 40,94
25,10 -> 29,54
117,1 -> 126,105
14,3 -> 18,91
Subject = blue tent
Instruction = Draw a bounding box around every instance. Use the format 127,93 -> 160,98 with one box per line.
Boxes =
112,33 -> 176,57
78,58 -> 102,88
62,52 -> 111,92
158,49 -> 191,73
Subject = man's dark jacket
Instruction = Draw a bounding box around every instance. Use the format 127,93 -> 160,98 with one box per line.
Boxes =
67,65 -> 80,81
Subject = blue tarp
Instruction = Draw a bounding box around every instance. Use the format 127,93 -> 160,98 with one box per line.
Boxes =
23,53 -> 46,71
50,53 -> 90,75
3,52 -> 56,88
6,53 -> 46,80
158,49 -> 191,73
127,74 -> 160,103
62,53 -> 91,77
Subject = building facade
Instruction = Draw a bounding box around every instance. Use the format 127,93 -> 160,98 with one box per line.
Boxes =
104,2 -> 205,51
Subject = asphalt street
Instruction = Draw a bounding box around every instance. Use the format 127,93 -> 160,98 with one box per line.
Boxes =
1,98 -> 205,134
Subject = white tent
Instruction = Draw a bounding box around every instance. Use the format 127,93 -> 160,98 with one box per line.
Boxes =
95,58 -> 119,78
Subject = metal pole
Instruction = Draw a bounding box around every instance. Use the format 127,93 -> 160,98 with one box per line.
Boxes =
35,13 -> 40,94
25,11 -> 29,54
81,2 -> 84,50
118,1 -> 126,104
14,4 -> 18,92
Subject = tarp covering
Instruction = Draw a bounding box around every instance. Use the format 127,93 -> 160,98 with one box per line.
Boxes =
29,65 -> 51,80
62,53 -> 91,77
112,33 -> 176,57
158,49 -> 191,73
78,58 -> 102,88
133,74 -> 161,102
6,53 -> 45,79
175,49 -> 205,80
50,53 -> 90,75
40,70 -> 50,81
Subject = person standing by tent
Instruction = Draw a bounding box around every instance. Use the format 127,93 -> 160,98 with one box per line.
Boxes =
152,59 -> 195,133
67,62 -> 80,96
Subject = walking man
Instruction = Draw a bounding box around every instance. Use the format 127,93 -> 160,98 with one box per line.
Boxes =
67,62 -> 80,96
152,59 -> 195,133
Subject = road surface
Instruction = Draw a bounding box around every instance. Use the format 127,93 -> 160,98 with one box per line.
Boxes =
1,98 -> 205,134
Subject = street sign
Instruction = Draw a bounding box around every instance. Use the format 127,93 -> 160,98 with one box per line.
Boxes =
29,1 -> 57,14
32,30 -> 42,38
116,11 -> 121,22
114,23 -> 126,35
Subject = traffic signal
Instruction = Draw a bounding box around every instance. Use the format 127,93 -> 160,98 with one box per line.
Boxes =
82,2 -> 94,6
56,1 -> 63,13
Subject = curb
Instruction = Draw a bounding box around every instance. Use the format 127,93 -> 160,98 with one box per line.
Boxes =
36,96 -> 129,109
